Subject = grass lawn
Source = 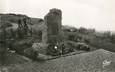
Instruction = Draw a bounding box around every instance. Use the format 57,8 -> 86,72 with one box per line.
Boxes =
1,49 -> 115,72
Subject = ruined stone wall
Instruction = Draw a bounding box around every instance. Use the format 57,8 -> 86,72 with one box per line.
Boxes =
43,8 -> 62,43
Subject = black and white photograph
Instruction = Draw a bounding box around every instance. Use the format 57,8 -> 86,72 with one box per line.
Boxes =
0,0 -> 115,72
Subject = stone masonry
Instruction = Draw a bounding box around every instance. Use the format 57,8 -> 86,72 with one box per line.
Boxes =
43,8 -> 62,43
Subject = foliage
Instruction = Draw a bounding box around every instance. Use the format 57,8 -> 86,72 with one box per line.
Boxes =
0,27 -> 7,65
46,42 -> 74,56
62,26 -> 115,52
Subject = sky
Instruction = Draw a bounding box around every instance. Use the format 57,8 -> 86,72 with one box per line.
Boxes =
0,0 -> 115,32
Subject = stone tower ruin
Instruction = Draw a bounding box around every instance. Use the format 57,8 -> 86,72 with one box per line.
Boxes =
43,8 -> 62,43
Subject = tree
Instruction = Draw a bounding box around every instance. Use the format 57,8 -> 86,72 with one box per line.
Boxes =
110,34 -> 115,43
79,27 -> 88,34
0,25 -> 7,65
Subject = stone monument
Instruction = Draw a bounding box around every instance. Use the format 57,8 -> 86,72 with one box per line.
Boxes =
43,8 -> 62,43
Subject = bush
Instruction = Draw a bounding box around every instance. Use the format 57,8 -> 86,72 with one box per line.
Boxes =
46,42 -> 75,56
46,43 -> 61,56
89,37 -> 115,52
32,43 -> 47,54
23,48 -> 38,60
